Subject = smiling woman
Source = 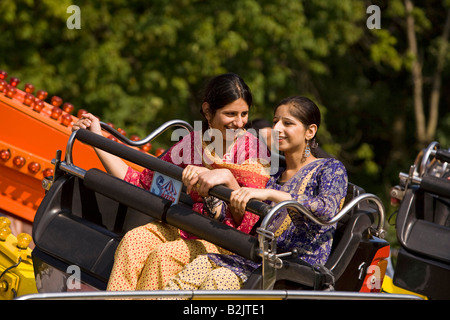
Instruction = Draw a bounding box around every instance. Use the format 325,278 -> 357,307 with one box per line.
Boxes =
162,96 -> 348,292
202,98 -> 249,156
273,96 -> 320,166
73,73 -> 273,291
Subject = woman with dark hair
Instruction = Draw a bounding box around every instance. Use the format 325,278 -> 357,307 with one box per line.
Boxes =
161,96 -> 348,291
74,73 -> 271,291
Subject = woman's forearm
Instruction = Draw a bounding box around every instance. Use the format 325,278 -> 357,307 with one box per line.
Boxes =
94,148 -> 129,179
265,189 -> 293,203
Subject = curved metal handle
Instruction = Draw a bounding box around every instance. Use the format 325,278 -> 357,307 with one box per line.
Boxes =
259,193 -> 386,238
419,141 -> 440,177
402,141 -> 449,189
99,119 -> 194,147
65,119 -> 194,166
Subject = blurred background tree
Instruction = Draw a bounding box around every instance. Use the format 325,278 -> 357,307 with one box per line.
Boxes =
1,0 -> 449,247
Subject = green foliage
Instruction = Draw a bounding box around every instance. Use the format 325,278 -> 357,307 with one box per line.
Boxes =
370,29 -> 404,71
1,0 -> 449,216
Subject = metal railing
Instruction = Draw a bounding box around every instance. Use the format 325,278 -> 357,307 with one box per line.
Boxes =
65,119 -> 193,166
260,194 -> 386,238
16,289 -> 422,300
256,193 -> 386,289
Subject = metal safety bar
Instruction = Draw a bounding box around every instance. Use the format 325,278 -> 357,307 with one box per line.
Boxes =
57,125 -> 272,217
398,141 -> 450,198
99,119 -> 194,147
419,141 -> 440,177
255,193 -> 386,289
259,193 -> 386,238
415,141 -> 450,178
65,119 -> 194,166
15,290 -> 422,300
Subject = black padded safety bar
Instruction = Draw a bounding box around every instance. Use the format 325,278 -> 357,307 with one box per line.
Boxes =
83,168 -> 259,261
83,168 -> 172,221
165,205 -> 260,261
435,149 -> 450,163
420,175 -> 450,199
76,128 -> 183,180
75,128 -> 271,217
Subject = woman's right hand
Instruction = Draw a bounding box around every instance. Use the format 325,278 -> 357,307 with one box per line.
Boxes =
71,112 -> 128,178
230,187 -> 268,217
182,165 -> 210,194
72,113 -> 102,135
230,187 -> 292,216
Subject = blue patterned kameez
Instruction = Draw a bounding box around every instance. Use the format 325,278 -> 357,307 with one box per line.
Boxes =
206,158 -> 348,283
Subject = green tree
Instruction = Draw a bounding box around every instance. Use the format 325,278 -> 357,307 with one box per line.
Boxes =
1,0 -> 449,195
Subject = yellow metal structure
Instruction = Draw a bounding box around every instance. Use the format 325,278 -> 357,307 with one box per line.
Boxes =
381,274 -> 428,300
0,217 -> 37,300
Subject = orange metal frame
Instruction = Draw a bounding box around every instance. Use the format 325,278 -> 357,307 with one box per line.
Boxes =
0,71 -> 149,224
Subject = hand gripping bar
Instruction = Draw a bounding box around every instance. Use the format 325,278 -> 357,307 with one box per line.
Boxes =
72,128 -> 272,217
83,168 -> 260,261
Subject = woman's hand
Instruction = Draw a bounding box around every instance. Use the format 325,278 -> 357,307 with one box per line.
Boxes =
230,187 -> 293,216
182,166 -> 239,197
72,113 -> 128,178
230,188 -> 270,216
72,113 -> 102,135
195,168 -> 240,197
182,165 -> 210,194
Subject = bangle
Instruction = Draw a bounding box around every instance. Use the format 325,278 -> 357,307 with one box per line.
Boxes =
204,196 -> 222,218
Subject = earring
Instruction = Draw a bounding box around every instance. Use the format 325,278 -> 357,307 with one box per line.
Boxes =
304,141 -> 311,158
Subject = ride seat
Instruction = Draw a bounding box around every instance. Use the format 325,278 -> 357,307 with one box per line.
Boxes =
32,170 -> 260,291
394,173 -> 450,299
396,183 -> 450,265
32,174 -> 157,289
243,183 -> 383,291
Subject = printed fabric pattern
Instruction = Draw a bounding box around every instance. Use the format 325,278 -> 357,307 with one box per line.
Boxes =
123,130 -> 271,237
206,158 -> 348,282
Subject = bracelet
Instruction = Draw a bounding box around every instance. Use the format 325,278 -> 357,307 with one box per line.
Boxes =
204,196 -> 222,218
